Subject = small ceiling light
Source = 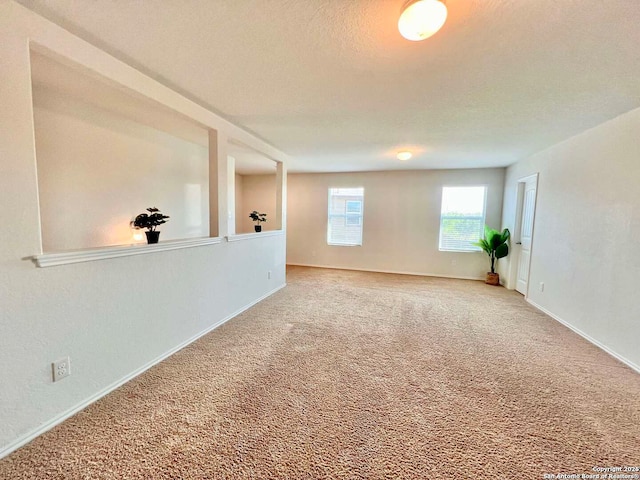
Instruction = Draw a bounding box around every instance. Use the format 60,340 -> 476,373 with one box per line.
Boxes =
397,151 -> 413,161
398,0 -> 448,41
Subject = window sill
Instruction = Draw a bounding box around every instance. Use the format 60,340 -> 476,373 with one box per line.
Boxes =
32,237 -> 222,268
226,230 -> 284,243
439,249 -> 482,253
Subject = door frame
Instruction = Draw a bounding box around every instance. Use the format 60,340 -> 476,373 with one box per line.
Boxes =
510,173 -> 539,297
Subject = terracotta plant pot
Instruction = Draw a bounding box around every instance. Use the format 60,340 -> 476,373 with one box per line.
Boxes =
145,231 -> 160,244
485,272 -> 500,286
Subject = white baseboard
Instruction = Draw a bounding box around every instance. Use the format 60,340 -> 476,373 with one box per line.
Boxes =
286,263 -> 485,281
0,283 -> 286,460
527,299 -> 640,375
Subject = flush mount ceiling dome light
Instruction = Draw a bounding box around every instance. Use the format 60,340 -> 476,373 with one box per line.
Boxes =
398,0 -> 448,41
397,151 -> 413,161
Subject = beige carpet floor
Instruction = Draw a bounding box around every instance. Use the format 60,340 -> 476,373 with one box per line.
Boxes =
2,266 -> 639,479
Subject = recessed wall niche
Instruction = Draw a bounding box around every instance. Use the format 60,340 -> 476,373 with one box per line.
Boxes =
30,48 -> 215,252
229,141 -> 278,234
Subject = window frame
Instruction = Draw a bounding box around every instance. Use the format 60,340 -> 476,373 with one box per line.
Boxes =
438,185 -> 488,253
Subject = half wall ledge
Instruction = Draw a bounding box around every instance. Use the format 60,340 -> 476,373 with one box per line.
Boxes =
225,230 -> 284,243
31,237 -> 223,267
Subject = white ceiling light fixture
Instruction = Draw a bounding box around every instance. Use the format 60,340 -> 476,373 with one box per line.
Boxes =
397,151 -> 413,161
398,0 -> 448,41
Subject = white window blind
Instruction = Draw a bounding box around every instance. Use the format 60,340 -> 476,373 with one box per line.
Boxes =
439,186 -> 487,251
327,187 -> 364,246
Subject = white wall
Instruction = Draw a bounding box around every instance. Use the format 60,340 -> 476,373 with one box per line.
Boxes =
237,174 -> 278,234
500,106 -> 640,370
0,2 -> 287,458
33,86 -> 210,251
287,169 -> 505,279
235,173 -> 244,233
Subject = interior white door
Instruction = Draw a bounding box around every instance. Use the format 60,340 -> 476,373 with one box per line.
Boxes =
516,176 -> 537,295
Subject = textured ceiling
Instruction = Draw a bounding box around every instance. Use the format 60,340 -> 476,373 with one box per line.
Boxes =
16,0 -> 640,172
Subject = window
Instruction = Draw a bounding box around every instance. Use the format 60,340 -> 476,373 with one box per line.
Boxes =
327,187 -> 364,246
439,186 -> 487,252
346,201 -> 362,214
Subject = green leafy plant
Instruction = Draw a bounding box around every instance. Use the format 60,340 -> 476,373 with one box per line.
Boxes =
249,211 -> 267,225
474,226 -> 510,273
132,207 -> 170,232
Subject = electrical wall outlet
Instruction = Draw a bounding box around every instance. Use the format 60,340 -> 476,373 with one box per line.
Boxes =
539,282 -> 545,292
52,356 -> 71,382
268,270 -> 272,279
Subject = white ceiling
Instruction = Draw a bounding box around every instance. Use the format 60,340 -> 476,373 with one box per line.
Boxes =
16,0 -> 640,172
228,141 -> 278,176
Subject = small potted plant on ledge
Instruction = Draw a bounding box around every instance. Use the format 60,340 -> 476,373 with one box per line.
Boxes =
131,207 -> 170,244
249,211 -> 267,232
474,225 -> 510,286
